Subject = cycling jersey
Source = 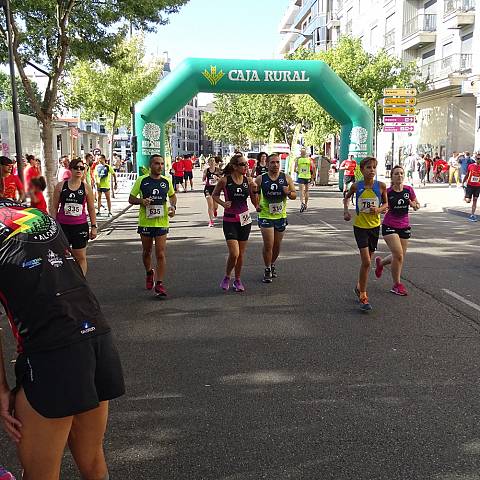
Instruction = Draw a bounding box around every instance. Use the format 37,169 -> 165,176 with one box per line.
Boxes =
0,198 -> 110,354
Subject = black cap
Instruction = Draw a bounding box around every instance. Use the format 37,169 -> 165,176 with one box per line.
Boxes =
0,156 -> 13,166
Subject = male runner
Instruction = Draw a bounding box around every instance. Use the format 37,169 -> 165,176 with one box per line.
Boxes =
294,148 -> 315,212
182,154 -> 194,191
94,155 -> 117,216
255,153 -> 296,283
462,153 -> 480,222
129,154 -> 177,297
339,154 -> 357,198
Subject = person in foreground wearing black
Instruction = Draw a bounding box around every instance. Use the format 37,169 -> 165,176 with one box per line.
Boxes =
0,175 -> 125,480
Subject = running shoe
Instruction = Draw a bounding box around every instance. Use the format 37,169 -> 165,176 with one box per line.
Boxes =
145,269 -> 155,290
390,283 -> 408,296
233,279 -> 245,292
0,466 -> 15,480
374,257 -> 384,279
108,212 -> 113,217
262,267 -> 273,283
468,214 -> 478,222
220,276 -> 230,291
300,203 -> 307,213
354,285 -> 360,300
208,220 -> 214,227
271,264 -> 277,278
154,282 -> 167,297
359,294 -> 372,311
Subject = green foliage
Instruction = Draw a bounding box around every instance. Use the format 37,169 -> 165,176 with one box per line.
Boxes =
290,38 -> 423,145
0,72 -> 41,116
64,35 -> 162,131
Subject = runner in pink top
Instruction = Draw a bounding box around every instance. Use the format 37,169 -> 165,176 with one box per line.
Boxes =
374,165 -> 420,296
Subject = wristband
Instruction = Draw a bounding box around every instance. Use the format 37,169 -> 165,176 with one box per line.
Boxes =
170,205 -> 176,210
91,224 -> 97,228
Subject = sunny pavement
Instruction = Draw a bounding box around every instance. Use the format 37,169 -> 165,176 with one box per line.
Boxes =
2,172 -> 480,480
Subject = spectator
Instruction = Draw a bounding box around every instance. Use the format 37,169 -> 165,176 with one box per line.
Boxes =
459,151 -> 474,183
24,154 -> 41,187
182,154 -> 194,191
424,154 -> 432,182
448,151 -> 460,187
29,176 -> 48,213
403,153 -> 417,185
0,156 -> 25,202
57,155 -> 71,182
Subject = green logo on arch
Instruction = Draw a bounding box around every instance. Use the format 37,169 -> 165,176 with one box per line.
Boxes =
202,66 -> 225,86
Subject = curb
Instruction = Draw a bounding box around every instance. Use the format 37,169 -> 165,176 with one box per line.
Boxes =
93,203 -> 133,241
443,207 -> 472,219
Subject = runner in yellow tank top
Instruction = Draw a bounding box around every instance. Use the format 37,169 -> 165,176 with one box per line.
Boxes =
294,147 -> 316,212
343,157 -> 388,312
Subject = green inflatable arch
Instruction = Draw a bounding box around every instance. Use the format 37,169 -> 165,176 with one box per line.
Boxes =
135,58 -> 373,172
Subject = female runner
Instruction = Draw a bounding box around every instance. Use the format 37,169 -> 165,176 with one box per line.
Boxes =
202,157 -> 221,227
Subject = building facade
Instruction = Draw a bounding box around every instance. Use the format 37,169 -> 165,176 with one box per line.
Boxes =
278,0 -> 480,166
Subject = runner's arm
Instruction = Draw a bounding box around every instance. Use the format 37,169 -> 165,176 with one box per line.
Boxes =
202,169 -> 207,183
293,159 -> 298,173
376,183 -> 389,215
250,177 -> 259,209
51,182 -> 62,218
111,167 -> 118,189
85,183 -> 97,236
212,177 -> 228,208
285,175 -> 297,200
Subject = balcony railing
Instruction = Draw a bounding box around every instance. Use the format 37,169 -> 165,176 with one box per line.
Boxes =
402,14 -> 437,38
384,29 -> 395,48
444,0 -> 475,15
420,53 -> 472,81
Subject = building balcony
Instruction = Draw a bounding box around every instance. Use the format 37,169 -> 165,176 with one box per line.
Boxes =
278,2 -> 300,31
293,0 -> 316,27
443,0 -> 475,28
420,53 -> 472,83
345,19 -> 352,35
402,14 -> 436,49
384,29 -> 395,48
326,11 -> 340,29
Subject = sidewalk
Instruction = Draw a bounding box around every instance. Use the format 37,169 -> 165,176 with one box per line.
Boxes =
95,190 -> 132,231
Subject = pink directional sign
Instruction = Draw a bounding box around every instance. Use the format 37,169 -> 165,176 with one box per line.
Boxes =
384,116 -> 416,124
383,125 -> 415,133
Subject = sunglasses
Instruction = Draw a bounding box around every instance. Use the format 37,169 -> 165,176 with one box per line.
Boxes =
73,166 -> 85,171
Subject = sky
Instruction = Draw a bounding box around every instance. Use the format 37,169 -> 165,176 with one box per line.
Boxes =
146,0 -> 292,66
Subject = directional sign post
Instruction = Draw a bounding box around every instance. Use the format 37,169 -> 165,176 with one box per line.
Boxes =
383,106 -> 416,115
383,125 -> 415,133
383,97 -> 417,106
383,116 -> 416,124
383,88 -> 417,97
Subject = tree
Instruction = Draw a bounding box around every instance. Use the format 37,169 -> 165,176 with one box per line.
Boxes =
65,35 -> 162,161
0,0 -> 188,210
0,72 -> 41,116
290,38 -> 423,152
203,94 -> 249,149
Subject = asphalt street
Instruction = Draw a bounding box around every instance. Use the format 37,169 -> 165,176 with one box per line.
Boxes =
2,176 -> 480,479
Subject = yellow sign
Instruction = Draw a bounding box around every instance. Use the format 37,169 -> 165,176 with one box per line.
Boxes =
202,65 -> 225,86
383,88 -> 417,97
383,106 -> 416,115
383,97 -> 417,106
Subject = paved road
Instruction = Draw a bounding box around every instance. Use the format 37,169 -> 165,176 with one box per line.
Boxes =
2,179 -> 480,479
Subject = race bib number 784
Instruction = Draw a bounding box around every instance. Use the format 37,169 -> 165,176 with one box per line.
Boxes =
359,197 -> 379,213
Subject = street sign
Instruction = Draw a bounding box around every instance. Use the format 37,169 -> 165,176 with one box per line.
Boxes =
383,125 -> 415,133
93,148 -> 101,155
383,116 -> 416,124
383,88 -> 417,97
383,97 -> 417,106
383,106 -> 416,115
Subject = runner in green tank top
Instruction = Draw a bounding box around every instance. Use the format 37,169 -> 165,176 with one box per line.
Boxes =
254,153 -> 296,283
294,147 -> 315,212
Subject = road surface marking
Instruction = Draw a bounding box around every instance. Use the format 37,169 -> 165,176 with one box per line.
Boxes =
443,289 -> 480,313
319,220 -> 339,231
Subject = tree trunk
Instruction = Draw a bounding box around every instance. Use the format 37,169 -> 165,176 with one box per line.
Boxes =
109,110 -> 118,162
40,116 -> 57,214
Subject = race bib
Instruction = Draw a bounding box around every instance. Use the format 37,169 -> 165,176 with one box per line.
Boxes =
64,203 -> 82,217
209,177 -> 217,186
146,204 -> 164,218
299,167 -> 310,176
359,197 -> 379,213
239,211 -> 252,226
269,202 -> 283,215
471,176 -> 480,183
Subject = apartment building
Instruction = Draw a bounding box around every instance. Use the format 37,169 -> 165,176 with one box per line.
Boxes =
278,0 -> 480,164
170,98 -> 200,157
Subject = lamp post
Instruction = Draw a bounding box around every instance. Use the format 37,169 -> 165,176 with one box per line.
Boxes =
280,29 -> 315,52
0,0 -> 23,183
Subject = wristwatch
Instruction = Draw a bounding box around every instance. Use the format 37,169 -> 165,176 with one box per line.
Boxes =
91,224 -> 97,228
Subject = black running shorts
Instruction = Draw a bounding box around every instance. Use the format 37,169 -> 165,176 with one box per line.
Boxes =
204,186 -> 215,197
184,171 -> 193,180
223,221 -> 251,242
465,185 -> 480,199
382,224 -> 411,239
15,332 -> 125,418
60,222 -> 89,249
353,226 -> 380,252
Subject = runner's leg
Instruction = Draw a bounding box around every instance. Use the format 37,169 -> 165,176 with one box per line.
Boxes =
226,239 -> 239,277
383,233 -> 404,285
140,235 -> 154,273
105,190 -> 112,214
304,183 -> 310,206
15,388 -> 72,480
358,247 -> 371,293
153,234 -> 167,282
68,402 -> 109,480
272,230 -> 285,265
299,184 -> 305,205
71,247 -> 87,276
260,227 -> 274,267
472,197 -> 478,216
206,195 -> 214,222
97,191 -> 102,213
235,240 -> 248,279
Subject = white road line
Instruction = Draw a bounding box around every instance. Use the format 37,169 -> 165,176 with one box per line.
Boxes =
318,220 -> 340,231
443,289 -> 480,313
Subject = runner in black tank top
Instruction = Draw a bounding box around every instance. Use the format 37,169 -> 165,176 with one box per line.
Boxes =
203,157 -> 220,227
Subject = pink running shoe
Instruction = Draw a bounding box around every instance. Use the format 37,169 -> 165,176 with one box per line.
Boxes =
208,220 -> 214,227
0,466 -> 16,480
391,283 -> 408,296
220,276 -> 230,291
145,269 -> 155,290
232,279 -> 245,292
154,282 -> 167,297
375,257 -> 384,279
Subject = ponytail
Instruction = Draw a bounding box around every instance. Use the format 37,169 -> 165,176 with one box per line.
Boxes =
223,153 -> 243,176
